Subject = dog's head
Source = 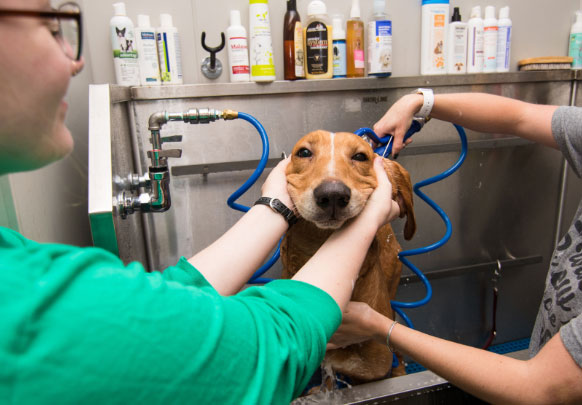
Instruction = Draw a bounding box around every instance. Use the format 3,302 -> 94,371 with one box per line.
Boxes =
286,130 -> 416,239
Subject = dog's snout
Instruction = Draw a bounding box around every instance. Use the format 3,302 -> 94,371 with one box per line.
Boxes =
313,181 -> 351,213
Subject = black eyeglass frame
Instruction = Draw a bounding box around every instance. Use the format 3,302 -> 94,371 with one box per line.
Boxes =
0,2 -> 82,61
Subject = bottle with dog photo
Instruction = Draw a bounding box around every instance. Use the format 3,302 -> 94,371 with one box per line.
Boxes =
420,0 -> 449,75
367,0 -> 392,77
110,2 -> 140,86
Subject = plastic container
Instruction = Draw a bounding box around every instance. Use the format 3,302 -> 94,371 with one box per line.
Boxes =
283,0 -> 304,80
332,17 -> 347,78
110,2 -> 140,86
569,10 -> 582,69
482,5 -> 497,73
496,6 -> 512,72
226,10 -> 250,82
420,0 -> 449,75
303,0 -> 333,79
346,0 -> 365,77
446,7 -> 467,74
249,0 -> 276,82
135,14 -> 161,86
157,13 -> 183,84
367,0 -> 392,77
466,5 -> 484,73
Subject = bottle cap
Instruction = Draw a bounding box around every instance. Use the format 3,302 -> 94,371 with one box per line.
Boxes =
113,2 -> 126,16
498,6 -> 510,19
137,14 -> 151,28
160,13 -> 174,28
350,0 -> 361,19
470,5 -> 481,19
332,17 -> 345,38
421,0 -> 449,5
484,5 -> 495,20
230,10 -> 241,26
451,7 -> 461,22
307,0 -> 327,16
577,10 -> 582,22
373,0 -> 385,15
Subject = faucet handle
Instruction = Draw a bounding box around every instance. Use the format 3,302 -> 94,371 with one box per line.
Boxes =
147,149 -> 183,160
161,135 -> 183,143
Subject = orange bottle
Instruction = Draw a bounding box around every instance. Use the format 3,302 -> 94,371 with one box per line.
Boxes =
346,0 -> 365,77
283,0 -> 305,80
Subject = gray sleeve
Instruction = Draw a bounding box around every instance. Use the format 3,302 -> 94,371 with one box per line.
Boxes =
560,314 -> 582,367
552,106 -> 582,178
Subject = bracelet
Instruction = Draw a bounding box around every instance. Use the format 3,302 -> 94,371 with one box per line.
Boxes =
254,197 -> 298,227
386,320 -> 398,353
414,88 -> 434,119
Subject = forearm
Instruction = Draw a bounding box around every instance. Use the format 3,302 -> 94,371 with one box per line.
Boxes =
188,204 -> 288,295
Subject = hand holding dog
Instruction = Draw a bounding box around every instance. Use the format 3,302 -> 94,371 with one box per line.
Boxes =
261,156 -> 294,211
360,157 -> 401,228
327,301 -> 390,350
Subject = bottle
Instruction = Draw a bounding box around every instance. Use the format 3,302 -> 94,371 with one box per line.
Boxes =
496,6 -> 512,72
367,0 -> 392,77
249,0 -> 276,82
569,10 -> 582,69
482,5 -> 497,73
346,0 -> 365,77
446,7 -> 467,74
332,17 -> 347,78
157,14 -> 183,84
283,0 -> 304,80
420,0 -> 450,75
134,14 -> 161,86
110,2 -> 140,86
226,10 -> 250,82
466,5 -> 484,73
303,0 -> 333,79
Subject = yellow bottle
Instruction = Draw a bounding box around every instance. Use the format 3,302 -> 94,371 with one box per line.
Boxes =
303,0 -> 333,79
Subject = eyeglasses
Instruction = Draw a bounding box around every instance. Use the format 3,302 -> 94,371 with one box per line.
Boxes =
0,2 -> 82,61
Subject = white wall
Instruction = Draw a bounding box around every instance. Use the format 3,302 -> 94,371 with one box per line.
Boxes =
9,0 -> 580,245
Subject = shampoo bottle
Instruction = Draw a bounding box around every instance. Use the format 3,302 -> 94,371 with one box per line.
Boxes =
482,5 -> 497,73
157,13 -> 183,84
446,7 -> 467,74
304,0 -> 333,79
496,6 -> 512,72
250,0 -> 276,82
284,0 -> 304,80
227,10 -> 250,82
346,0 -> 365,77
332,17 -> 347,78
420,0 -> 449,75
466,5 -> 484,73
135,14 -> 161,86
110,2 -> 140,86
367,0 -> 392,77
569,10 -> 582,69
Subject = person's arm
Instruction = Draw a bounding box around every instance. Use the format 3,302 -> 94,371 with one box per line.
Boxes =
329,302 -> 582,405
373,92 -> 559,156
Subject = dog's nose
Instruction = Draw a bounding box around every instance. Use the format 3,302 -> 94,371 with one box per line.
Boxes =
313,181 -> 351,213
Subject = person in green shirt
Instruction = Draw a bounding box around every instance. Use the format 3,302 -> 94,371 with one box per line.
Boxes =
0,1 -> 400,403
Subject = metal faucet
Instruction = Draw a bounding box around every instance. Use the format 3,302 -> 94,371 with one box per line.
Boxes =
118,108 -> 238,218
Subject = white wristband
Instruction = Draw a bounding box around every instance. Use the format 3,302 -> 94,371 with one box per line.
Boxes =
414,88 -> 434,119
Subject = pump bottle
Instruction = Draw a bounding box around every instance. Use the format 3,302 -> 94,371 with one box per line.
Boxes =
332,17 -> 347,78
569,10 -> 582,69
110,2 -> 140,86
367,0 -> 392,77
496,6 -> 512,72
283,0 -> 305,80
446,7 -> 467,74
346,0 -> 365,77
303,0 -> 333,79
482,5 -> 497,73
466,5 -> 484,73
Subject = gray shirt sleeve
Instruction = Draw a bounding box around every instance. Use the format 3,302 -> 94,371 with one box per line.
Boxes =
552,106 -> 582,177
561,315 -> 582,367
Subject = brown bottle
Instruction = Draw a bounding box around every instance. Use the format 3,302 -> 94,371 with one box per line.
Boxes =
346,0 -> 365,77
284,0 -> 305,80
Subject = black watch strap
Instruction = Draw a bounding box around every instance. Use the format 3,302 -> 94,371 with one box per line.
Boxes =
254,197 -> 298,227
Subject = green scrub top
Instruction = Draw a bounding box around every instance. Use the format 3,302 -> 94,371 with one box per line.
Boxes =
0,227 -> 341,404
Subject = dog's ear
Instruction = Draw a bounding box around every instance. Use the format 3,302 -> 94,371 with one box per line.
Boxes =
382,159 -> 416,240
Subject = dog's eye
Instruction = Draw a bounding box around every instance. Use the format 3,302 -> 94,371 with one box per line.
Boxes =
297,148 -> 313,158
352,153 -> 368,162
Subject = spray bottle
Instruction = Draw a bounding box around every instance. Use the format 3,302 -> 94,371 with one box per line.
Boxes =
466,5 -> 484,73
110,2 -> 140,86
367,0 -> 392,77
157,14 -> 183,84
135,14 -> 161,86
446,7 -> 467,74
332,17 -> 347,78
482,5 -> 497,73
569,10 -> 582,69
496,6 -> 512,72
227,10 -> 250,82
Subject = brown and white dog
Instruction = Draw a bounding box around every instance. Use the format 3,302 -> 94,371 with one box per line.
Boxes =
281,130 -> 416,384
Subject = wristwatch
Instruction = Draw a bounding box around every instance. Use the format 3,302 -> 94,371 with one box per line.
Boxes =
414,88 -> 434,119
254,197 -> 298,227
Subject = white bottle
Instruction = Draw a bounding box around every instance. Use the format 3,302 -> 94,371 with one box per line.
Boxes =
249,0 -> 276,82
226,10 -> 250,82
420,0 -> 449,75
467,5 -> 484,73
110,2 -> 140,86
496,6 -> 512,72
569,10 -> 582,69
157,13 -> 183,85
446,7 -> 467,74
367,0 -> 392,77
332,17 -> 347,78
482,5 -> 497,73
134,14 -> 161,86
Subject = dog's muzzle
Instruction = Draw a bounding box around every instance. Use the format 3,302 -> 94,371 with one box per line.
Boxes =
313,180 -> 351,219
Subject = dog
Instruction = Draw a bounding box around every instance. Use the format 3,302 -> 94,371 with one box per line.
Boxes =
116,27 -> 128,51
281,130 -> 416,384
